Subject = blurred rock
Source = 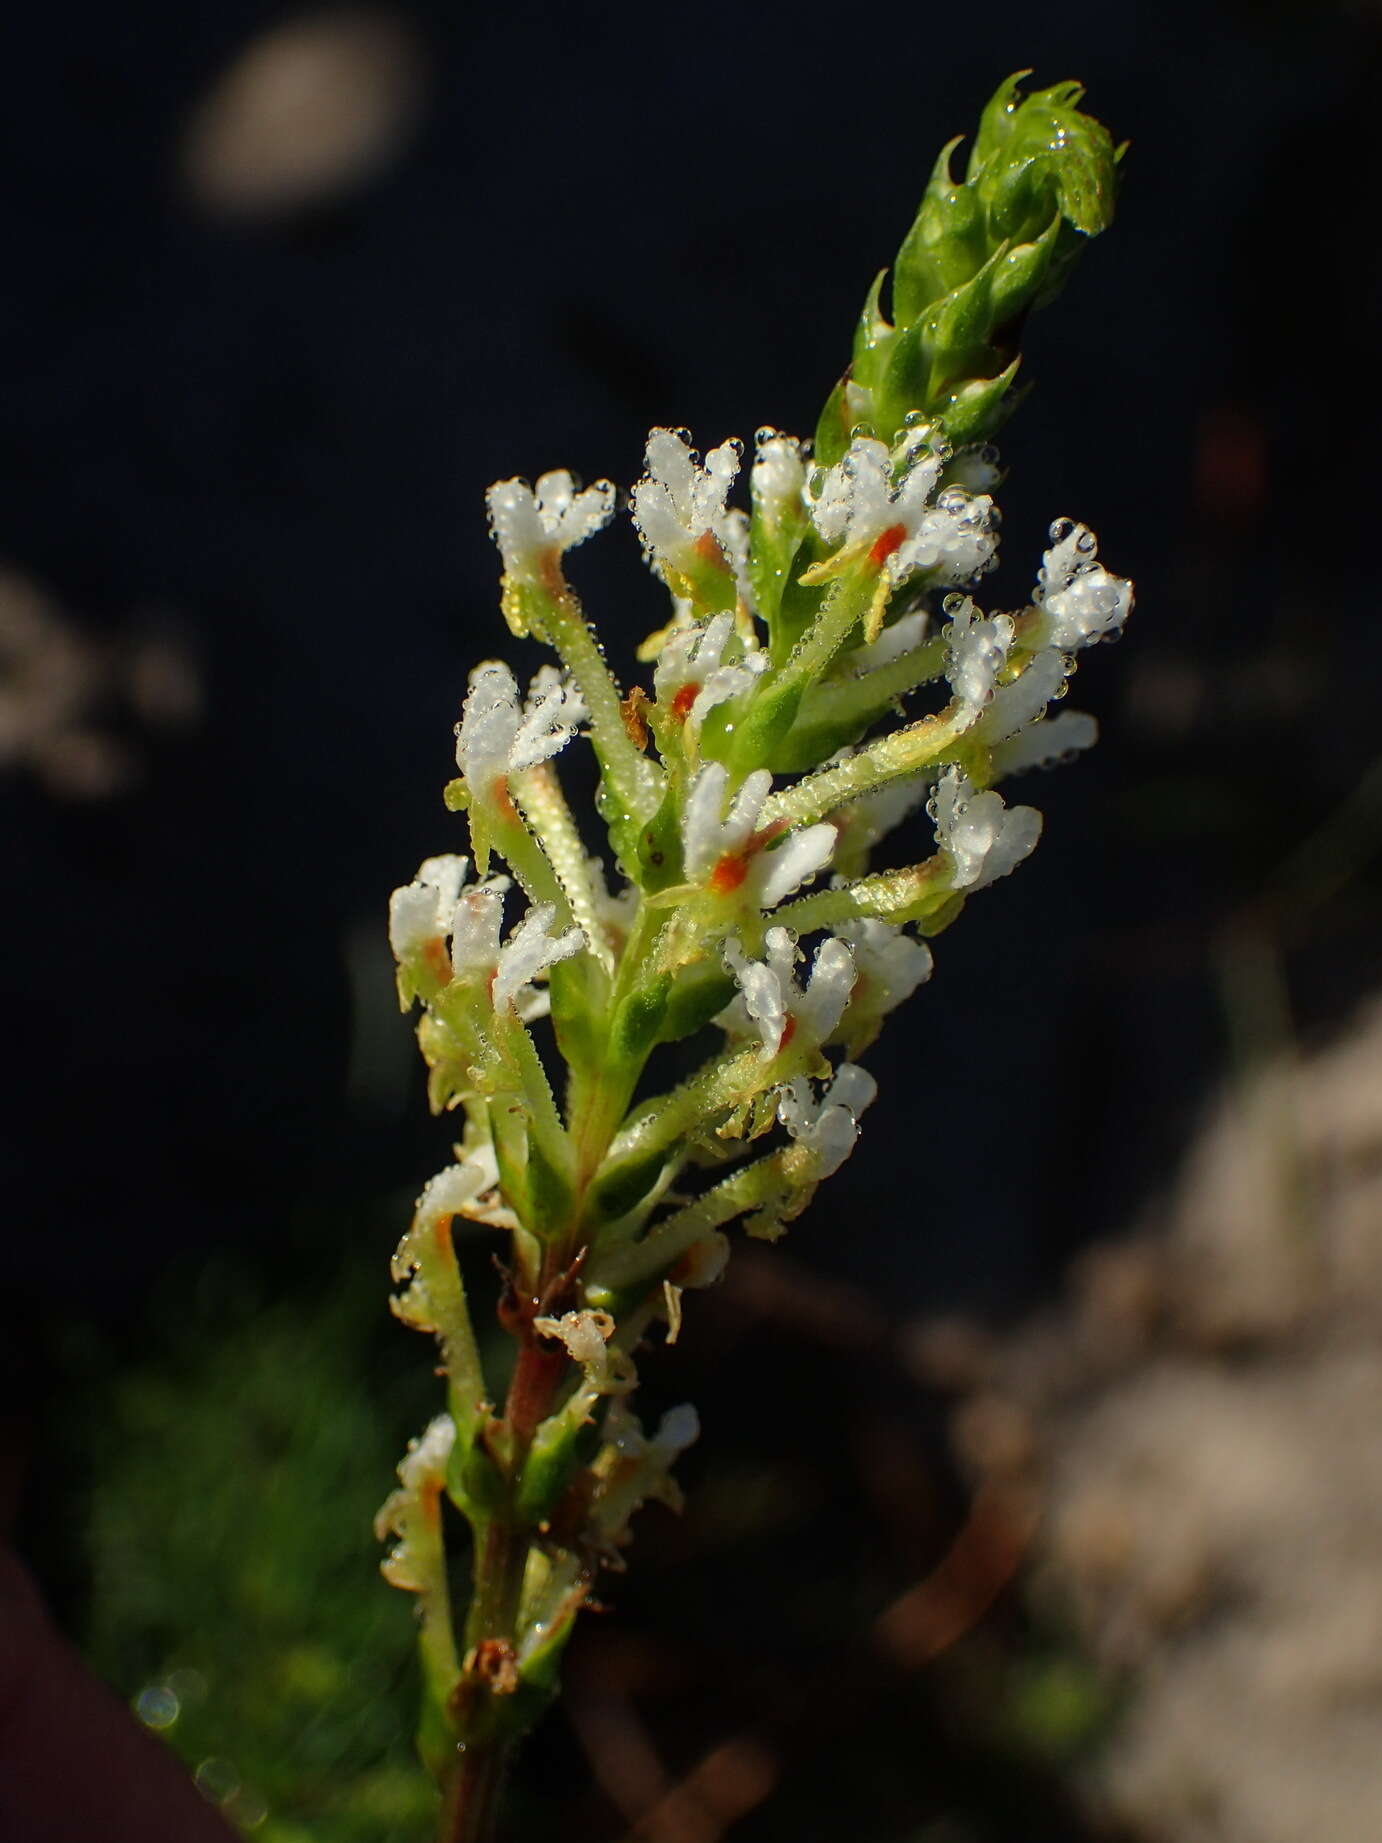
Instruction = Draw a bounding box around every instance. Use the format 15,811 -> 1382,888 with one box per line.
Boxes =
920,990 -> 1382,1842
0,569 -> 200,798
180,9 -> 427,216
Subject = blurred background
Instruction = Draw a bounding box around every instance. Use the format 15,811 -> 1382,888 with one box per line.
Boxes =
6,0 -> 1382,1837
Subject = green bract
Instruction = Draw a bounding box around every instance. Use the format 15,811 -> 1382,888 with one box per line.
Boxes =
817,72 -> 1123,464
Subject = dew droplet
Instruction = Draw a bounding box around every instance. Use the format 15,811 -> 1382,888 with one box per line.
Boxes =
194,1758 -> 241,1804
135,1684 -> 180,1730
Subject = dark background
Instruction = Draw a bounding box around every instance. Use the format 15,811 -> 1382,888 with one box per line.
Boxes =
4,0 -> 1382,1836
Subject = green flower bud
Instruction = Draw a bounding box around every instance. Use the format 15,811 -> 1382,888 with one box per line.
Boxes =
816,72 -> 1122,461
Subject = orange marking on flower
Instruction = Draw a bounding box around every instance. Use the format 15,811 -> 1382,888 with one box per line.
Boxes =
423,938 -> 452,982
421,1478 -> 443,1524
671,682 -> 700,722
434,1211 -> 455,1253
694,529 -> 729,570
869,523 -> 907,569
710,852 -> 749,894
537,548 -> 566,598
490,776 -> 518,819
779,1016 -> 797,1051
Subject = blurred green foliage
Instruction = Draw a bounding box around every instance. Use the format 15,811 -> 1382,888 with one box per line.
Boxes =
76,1257 -> 439,1841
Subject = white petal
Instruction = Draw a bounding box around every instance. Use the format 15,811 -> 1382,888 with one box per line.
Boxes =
751,431 -> 806,525
946,602 -> 1013,719
976,648 -> 1068,745
417,1160 -> 490,1222
509,665 -> 587,773
493,902 -> 586,1006
689,655 -> 766,729
653,1403 -> 701,1453
456,661 -> 521,786
721,769 -> 772,853
835,919 -> 933,1009
722,934 -> 788,1058
1044,563 -> 1132,648
389,854 -> 469,960
797,936 -> 855,1043
989,710 -> 1098,777
537,470 -> 615,550
486,480 -> 548,580
389,882 -> 443,961
826,1063 -> 878,1119
1037,519 -> 1132,649
756,822 -> 836,907
682,761 -> 731,878
934,767 -> 1041,890
397,1413 -> 455,1494
449,883 -> 505,978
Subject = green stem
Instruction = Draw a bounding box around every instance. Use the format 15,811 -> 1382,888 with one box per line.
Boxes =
760,703 -> 965,830
797,633 -> 947,727
521,575 -> 660,826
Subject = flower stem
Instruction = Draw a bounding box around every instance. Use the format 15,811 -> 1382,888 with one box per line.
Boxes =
438,1732 -> 515,1843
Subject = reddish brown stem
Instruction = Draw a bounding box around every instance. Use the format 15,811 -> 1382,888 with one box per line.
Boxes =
440,1274 -> 573,1843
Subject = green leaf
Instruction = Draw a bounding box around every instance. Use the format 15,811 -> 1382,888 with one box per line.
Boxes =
548,954 -> 609,1077
726,676 -> 806,772
658,966 -> 735,1044
588,1146 -> 669,1226
525,1135 -> 574,1240
634,791 -> 685,892
515,1417 -> 597,1528
612,976 -> 672,1064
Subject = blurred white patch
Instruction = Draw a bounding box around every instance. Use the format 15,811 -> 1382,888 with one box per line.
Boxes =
181,9 -> 427,215
0,571 -> 200,799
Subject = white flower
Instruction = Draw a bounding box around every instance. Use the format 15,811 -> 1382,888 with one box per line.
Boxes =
932,766 -> 1041,891
807,434 -> 998,588
654,611 -> 767,736
411,1152 -> 497,1231
533,1307 -> 615,1368
631,429 -> 744,579
532,1306 -> 633,1397
449,880 -> 507,979
454,661 -> 587,793
750,429 -> 807,527
777,1061 -> 878,1178
682,763 -> 770,878
945,596 -> 1015,721
492,902 -> 587,1007
389,854 -> 470,964
681,762 -> 835,907
1036,518 -> 1132,649
989,710 -> 1098,778
719,927 -> 856,1058
486,470 -> 614,582
971,645 -> 1069,745
947,443 -> 1002,493
374,1415 -> 455,1592
391,1143 -> 508,1334
652,1402 -> 700,1455
834,919 -> 934,1012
